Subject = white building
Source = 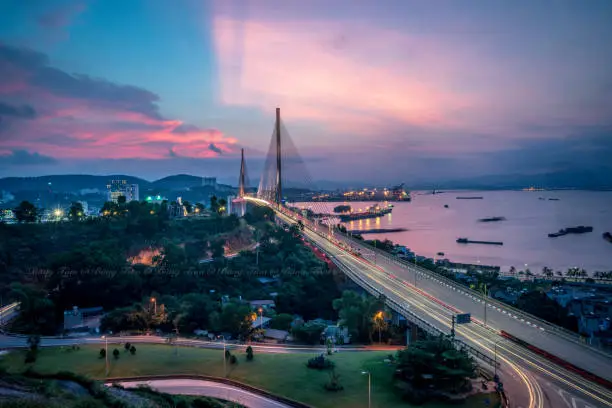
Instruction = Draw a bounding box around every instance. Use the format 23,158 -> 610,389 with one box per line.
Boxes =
107,180 -> 139,203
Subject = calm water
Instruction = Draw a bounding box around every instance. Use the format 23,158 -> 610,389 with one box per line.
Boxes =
299,190 -> 612,274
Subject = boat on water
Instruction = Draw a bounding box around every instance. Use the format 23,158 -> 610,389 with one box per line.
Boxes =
444,204 -> 449,208
457,238 -> 503,246
437,252 -> 445,256
548,226 -> 593,238
338,203 -> 393,221
456,196 -> 483,200
478,216 -> 506,222
603,232 -> 612,243
548,198 -> 560,201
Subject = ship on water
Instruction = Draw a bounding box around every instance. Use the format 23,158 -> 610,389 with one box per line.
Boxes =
338,203 -> 393,221
602,232 -> 611,243
548,226 -> 593,238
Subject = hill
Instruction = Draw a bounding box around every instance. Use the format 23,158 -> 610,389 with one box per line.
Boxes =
0,175 -> 151,193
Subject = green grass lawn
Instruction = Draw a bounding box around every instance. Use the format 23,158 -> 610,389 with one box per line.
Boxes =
0,345 -> 499,408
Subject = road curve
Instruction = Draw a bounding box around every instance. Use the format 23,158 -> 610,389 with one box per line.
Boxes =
270,206 -> 612,408
115,379 -> 294,408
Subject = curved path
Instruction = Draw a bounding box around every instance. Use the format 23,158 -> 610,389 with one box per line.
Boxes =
115,379 -> 294,408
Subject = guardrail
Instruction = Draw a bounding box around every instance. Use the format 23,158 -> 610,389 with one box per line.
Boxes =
106,374 -> 313,408
338,232 -> 612,358
305,235 -> 500,368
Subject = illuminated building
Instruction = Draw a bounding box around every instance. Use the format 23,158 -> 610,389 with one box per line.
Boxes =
106,180 -> 139,203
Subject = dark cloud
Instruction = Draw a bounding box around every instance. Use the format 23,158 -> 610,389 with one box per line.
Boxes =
0,102 -> 37,119
0,43 -> 163,120
0,150 -> 57,166
208,143 -> 223,154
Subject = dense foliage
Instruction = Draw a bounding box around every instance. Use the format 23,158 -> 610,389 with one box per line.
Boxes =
1,201 -> 341,337
395,336 -> 476,403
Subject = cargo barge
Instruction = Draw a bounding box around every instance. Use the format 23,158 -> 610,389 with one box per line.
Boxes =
548,226 -> 593,238
456,238 -> 503,246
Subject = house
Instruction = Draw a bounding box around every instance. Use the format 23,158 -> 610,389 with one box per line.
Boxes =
322,325 -> 351,344
263,329 -> 291,343
63,306 -> 104,332
249,300 -> 276,310
252,316 -> 272,329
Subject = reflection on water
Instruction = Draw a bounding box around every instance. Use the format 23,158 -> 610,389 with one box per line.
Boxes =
298,190 -> 612,273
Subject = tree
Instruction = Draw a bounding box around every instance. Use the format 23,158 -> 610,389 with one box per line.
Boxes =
130,345 -> 136,355
13,201 -> 38,223
292,321 -> 326,345
117,195 -> 127,205
396,336 -> 476,396
69,202 -> 84,221
99,348 -> 106,359
333,290 -> 384,343
270,313 -> 294,330
27,334 -> 41,352
246,346 -> 254,361
183,201 -> 193,214
218,198 -> 227,215
210,196 -> 219,213
113,348 -> 120,359
124,342 -> 131,352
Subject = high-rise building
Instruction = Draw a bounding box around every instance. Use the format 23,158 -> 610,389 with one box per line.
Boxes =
107,180 -> 139,203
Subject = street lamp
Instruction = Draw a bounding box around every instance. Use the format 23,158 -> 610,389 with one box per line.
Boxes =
494,340 -> 502,380
218,335 -> 227,377
150,297 -> 157,315
101,335 -> 109,376
375,311 -> 384,344
258,307 -> 263,333
361,370 -> 371,408
481,284 -> 488,327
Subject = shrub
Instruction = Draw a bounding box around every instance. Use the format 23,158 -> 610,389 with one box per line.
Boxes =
124,342 -> 131,351
224,350 -> 231,360
113,349 -> 120,359
99,348 -> 106,359
129,345 -> 136,355
246,346 -> 253,361
324,369 -> 344,392
24,350 -> 37,363
307,354 -> 334,370
229,355 -> 237,365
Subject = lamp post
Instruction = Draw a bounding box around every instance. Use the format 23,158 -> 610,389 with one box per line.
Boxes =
493,340 -> 503,381
258,307 -> 263,332
218,335 -> 226,377
482,284 -> 488,327
375,311 -> 384,344
361,371 -> 371,408
150,297 -> 157,315
102,335 -> 109,376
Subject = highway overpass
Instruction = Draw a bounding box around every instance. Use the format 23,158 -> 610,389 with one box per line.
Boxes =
265,201 -> 612,408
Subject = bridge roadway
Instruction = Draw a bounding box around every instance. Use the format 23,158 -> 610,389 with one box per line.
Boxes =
269,206 -> 612,408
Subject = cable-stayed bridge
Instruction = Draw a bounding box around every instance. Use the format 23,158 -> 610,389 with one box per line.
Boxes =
238,108 -> 612,408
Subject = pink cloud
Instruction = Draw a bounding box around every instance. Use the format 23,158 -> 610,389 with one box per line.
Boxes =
0,43 -> 238,161
212,16 -> 489,136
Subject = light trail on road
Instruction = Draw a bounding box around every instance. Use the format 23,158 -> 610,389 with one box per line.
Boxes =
272,208 -> 612,408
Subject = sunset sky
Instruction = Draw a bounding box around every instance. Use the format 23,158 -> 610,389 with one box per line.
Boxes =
0,0 -> 611,185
